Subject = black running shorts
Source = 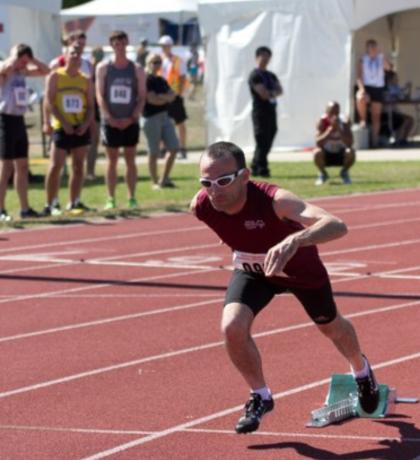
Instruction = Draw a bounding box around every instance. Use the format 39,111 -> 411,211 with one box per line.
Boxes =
324,148 -> 346,167
168,95 -> 188,125
53,128 -> 90,151
102,122 -> 140,148
0,114 -> 29,160
224,269 -> 337,324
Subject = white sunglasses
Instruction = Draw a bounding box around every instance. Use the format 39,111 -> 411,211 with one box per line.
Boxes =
199,169 -> 245,188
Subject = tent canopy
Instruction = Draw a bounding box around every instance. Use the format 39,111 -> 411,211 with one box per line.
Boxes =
0,0 -> 61,14
61,0 -> 198,18
0,0 -> 61,63
61,0 -> 199,45
198,0 -> 420,149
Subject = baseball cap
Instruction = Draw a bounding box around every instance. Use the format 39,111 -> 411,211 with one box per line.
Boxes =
158,35 -> 174,46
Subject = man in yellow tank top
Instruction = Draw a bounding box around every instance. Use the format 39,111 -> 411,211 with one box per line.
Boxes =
43,45 -> 94,216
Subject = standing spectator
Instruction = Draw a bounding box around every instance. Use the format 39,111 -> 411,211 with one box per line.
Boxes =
187,44 -> 200,100
313,102 -> 355,186
142,53 -> 179,189
43,45 -> 94,216
0,44 -> 49,221
135,38 -> 149,68
158,35 -> 188,159
96,30 -> 146,210
44,30 -> 93,136
49,30 -> 93,77
86,46 -> 104,180
382,70 -> 414,147
248,46 -> 283,178
356,39 -> 391,148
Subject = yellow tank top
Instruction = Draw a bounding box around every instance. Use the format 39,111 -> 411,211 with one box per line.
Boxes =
51,67 -> 88,130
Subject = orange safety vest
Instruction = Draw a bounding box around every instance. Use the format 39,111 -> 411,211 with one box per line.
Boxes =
164,55 -> 187,95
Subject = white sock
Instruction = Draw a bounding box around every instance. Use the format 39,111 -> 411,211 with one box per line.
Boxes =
252,386 -> 272,400
352,356 -> 369,378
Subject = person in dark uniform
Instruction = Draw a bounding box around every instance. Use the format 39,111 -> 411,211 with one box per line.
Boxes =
190,141 -> 379,434
248,46 -> 282,177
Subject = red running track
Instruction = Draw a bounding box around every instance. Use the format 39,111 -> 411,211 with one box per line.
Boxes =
0,188 -> 419,459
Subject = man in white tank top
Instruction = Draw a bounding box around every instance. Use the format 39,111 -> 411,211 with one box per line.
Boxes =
356,39 -> 391,148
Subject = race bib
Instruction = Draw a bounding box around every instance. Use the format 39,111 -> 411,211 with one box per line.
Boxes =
14,87 -> 28,107
110,85 -> 131,104
232,250 -> 288,276
233,251 -> 266,274
63,94 -> 83,113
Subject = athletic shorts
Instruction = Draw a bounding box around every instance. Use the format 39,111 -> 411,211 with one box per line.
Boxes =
365,85 -> 385,103
168,95 -> 188,125
0,114 -> 29,160
53,128 -> 90,151
142,111 -> 179,156
224,269 -> 337,324
324,148 -> 345,167
102,122 -> 140,148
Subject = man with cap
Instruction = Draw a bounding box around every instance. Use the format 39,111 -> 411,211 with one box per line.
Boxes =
158,35 -> 188,159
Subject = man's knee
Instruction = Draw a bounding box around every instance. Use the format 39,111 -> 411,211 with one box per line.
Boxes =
221,302 -> 253,342
317,313 -> 348,340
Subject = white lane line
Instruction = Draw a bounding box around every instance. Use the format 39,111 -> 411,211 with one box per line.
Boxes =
1,202 -> 420,261
0,298 -> 223,344
1,424 -> 419,444
186,428 -> 420,443
83,352 -> 420,459
307,187 -> 420,203
378,275 -> 420,280
0,266 -> 218,306
0,216 -> 419,276
0,293 -> 222,299
0,225 -> 206,256
0,425 -> 154,436
321,238 -> 420,257
330,201 -> 420,215
0,299 -> 419,400
1,261 -> 419,344
349,216 -> 420,230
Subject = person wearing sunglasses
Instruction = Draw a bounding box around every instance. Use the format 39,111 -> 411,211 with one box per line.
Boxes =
141,53 -> 179,189
191,141 -> 379,434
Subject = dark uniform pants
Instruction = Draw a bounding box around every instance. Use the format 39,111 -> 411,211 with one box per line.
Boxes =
251,111 -> 277,176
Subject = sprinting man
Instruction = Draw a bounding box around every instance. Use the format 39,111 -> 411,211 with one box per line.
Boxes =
190,141 -> 379,434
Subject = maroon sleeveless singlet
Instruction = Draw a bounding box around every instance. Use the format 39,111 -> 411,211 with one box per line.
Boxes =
195,181 -> 329,289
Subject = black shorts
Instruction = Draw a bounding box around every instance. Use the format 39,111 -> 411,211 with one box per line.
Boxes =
168,95 -> 188,125
365,85 -> 385,103
53,128 -> 90,151
324,149 -> 345,167
225,269 -> 337,324
102,122 -> 140,148
0,114 -> 29,160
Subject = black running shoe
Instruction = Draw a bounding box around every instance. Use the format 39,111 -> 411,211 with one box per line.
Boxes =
355,356 -> 379,413
20,207 -> 40,219
235,393 -> 274,434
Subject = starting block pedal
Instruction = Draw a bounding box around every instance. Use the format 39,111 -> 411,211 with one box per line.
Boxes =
306,373 -> 418,428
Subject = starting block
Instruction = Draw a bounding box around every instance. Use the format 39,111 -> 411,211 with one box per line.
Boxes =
307,374 -> 418,428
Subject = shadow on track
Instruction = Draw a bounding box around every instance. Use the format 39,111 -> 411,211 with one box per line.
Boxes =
0,273 -> 226,292
247,419 -> 420,459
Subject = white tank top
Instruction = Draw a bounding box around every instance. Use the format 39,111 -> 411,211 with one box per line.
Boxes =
362,54 -> 385,87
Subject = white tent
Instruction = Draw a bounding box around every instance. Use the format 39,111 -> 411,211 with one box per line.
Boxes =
61,0 -> 199,45
0,0 -> 61,62
198,0 -> 420,149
